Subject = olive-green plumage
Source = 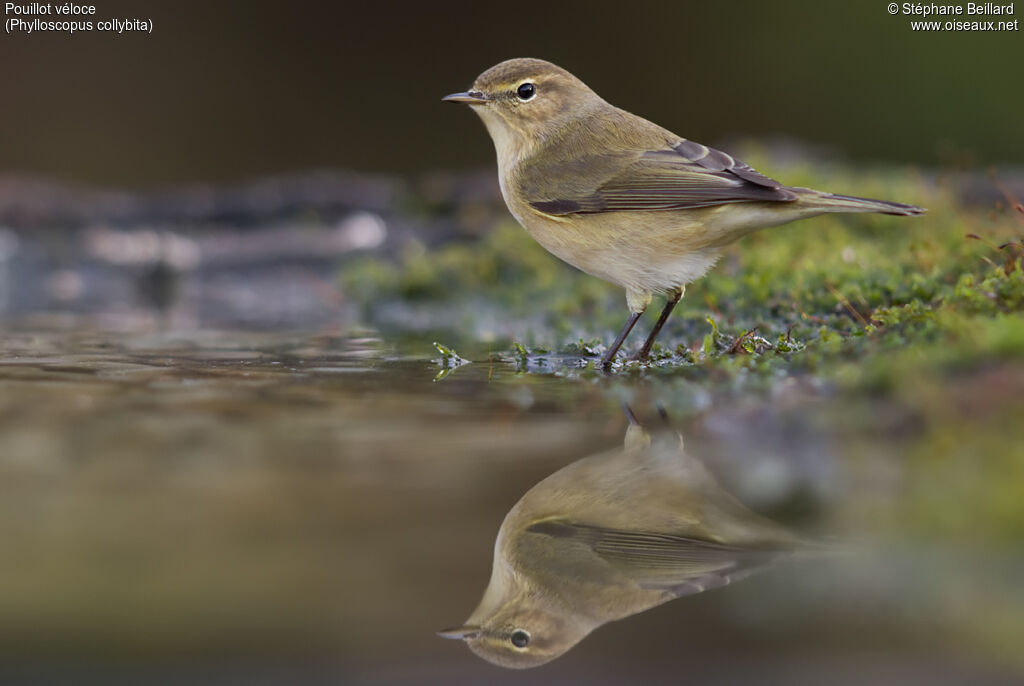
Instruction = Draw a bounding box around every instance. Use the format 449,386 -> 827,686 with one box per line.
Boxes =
444,58 -> 925,367
439,423 -> 809,669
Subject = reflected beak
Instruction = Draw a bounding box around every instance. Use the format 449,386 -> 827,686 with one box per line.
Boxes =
437,624 -> 481,640
442,91 -> 487,105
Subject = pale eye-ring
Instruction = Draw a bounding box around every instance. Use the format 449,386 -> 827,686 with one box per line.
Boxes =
516,83 -> 536,101
510,629 -> 531,648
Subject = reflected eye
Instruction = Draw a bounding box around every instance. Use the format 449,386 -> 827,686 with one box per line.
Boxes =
516,83 -> 536,101
510,629 -> 530,648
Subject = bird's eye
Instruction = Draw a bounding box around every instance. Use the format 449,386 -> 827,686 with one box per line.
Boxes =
516,83 -> 536,101
510,629 -> 531,648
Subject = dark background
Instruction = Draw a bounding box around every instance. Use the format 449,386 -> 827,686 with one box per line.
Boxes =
0,0 -> 1021,187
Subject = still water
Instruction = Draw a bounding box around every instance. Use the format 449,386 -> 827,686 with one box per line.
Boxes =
0,323 -> 1021,685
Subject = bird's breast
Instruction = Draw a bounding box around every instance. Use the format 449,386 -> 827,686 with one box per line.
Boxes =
499,191 -> 725,296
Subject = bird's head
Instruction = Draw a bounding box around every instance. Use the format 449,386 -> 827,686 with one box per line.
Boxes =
443,58 -> 604,159
439,602 -> 586,669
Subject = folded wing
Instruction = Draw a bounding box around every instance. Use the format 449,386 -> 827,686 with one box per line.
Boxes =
526,519 -> 794,596
528,139 -> 797,216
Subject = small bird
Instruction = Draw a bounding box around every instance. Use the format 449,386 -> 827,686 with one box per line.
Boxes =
444,58 -> 924,368
439,415 -> 813,669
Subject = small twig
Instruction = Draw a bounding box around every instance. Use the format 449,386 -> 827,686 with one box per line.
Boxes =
704,294 -> 723,318
800,310 -> 829,325
967,233 -> 1021,271
825,281 -> 869,328
990,168 -> 1024,229
997,240 -> 1024,274
966,233 -> 1002,251
965,233 -> 1000,269
726,327 -> 759,355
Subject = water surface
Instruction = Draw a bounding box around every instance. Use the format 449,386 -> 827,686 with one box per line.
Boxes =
0,323 -> 1021,684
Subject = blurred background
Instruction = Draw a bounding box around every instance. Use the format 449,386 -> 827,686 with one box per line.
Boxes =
1,0 -> 1020,327
1,0 -> 1021,186
1,2 -> 1023,685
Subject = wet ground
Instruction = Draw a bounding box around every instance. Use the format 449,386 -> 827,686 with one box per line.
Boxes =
1,321 -> 1022,685
1,159 -> 1022,682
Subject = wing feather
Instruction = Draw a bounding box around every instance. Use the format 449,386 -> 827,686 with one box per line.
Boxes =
526,519 -> 792,595
527,139 -> 795,216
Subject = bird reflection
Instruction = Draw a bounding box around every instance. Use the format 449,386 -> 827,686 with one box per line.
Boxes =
440,408 -> 814,668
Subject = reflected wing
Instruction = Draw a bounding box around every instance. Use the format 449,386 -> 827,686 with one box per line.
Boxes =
526,519 -> 792,596
528,139 -> 797,216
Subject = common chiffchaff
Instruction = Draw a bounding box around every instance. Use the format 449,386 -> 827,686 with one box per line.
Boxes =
439,417 -> 811,669
444,58 -> 924,367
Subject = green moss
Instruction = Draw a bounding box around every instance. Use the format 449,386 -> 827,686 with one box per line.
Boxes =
341,157 -> 1024,392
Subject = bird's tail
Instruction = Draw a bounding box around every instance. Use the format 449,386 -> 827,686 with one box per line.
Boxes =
794,188 -> 926,216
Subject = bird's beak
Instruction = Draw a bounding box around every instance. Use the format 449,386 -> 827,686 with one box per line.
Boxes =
437,624 -> 481,640
442,91 -> 487,105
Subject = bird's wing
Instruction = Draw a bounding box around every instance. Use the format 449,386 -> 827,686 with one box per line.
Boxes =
526,519 -> 792,596
527,139 -> 797,216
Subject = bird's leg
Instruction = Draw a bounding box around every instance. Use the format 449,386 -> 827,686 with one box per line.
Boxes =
633,288 -> 683,361
600,311 -> 643,369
